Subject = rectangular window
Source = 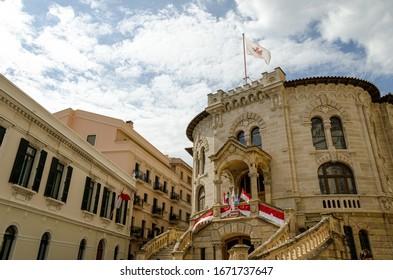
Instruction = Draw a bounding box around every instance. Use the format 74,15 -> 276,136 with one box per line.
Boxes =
44,157 -> 73,202
9,138 -> 37,188
115,199 -> 128,225
86,135 -> 96,146
143,193 -> 148,203
81,177 -> 101,213
100,187 -> 115,219
9,138 -> 48,192
0,126 -> 6,146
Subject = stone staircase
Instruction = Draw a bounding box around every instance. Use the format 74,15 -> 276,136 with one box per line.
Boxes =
148,242 -> 177,260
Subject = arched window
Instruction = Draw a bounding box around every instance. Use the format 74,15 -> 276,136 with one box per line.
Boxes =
201,147 -> 205,174
77,239 -> 86,260
37,232 -> 50,260
344,226 -> 357,260
359,230 -> 373,259
330,117 -> 347,149
0,226 -> 17,260
251,127 -> 262,148
197,186 -> 205,211
96,239 -> 105,260
237,131 -> 246,145
311,117 -> 327,150
318,163 -> 356,194
114,245 -> 119,260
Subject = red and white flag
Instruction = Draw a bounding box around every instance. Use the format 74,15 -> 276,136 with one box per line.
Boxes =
193,210 -> 214,231
244,37 -> 271,65
258,203 -> 284,225
115,192 -> 131,209
240,189 -> 251,203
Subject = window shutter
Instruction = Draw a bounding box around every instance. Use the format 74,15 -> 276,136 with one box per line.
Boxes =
122,200 -> 128,225
93,183 -> 101,214
110,192 -> 115,219
81,177 -> 91,210
61,166 -> 73,203
44,157 -> 59,197
9,138 -> 29,184
32,150 -> 47,192
100,187 -> 108,217
0,126 -> 6,146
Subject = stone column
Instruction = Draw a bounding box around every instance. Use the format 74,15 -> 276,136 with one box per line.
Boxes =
213,179 -> 222,205
323,121 -> 333,149
213,179 -> 222,218
248,167 -> 259,200
228,244 -> 249,260
213,242 -> 224,260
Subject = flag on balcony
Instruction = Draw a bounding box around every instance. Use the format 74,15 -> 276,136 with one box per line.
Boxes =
240,189 -> 250,203
258,204 -> 284,225
192,210 -> 214,231
238,204 -> 251,217
223,192 -> 230,205
221,206 -> 231,218
115,191 -> 131,209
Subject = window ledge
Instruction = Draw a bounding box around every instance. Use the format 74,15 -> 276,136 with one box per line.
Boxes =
12,184 -> 36,201
81,210 -> 95,223
100,217 -> 112,228
45,197 -> 65,211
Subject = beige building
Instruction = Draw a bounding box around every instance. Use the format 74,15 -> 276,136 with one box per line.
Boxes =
0,75 -> 137,260
137,67 -> 393,260
53,109 -> 193,259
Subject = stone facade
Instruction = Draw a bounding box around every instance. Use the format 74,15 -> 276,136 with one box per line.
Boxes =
0,75 -> 137,260
53,109 -> 193,259
185,67 -> 393,260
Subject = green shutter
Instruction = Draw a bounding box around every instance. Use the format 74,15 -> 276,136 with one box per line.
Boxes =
32,150 -> 47,192
44,157 -> 59,197
9,138 -> 29,184
61,166 -> 73,203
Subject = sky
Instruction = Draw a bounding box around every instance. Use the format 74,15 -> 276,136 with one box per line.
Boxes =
1,0 -> 392,166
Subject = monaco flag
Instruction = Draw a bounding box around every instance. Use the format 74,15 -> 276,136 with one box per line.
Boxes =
244,37 -> 271,65
115,192 -> 131,209
240,189 -> 251,203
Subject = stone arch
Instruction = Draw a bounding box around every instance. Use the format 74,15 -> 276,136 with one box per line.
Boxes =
303,95 -> 351,125
315,152 -> 353,166
229,112 -> 266,139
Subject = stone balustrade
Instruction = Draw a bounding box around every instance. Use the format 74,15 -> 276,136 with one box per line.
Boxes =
173,228 -> 193,259
136,227 -> 184,260
251,216 -> 331,260
248,218 -> 291,259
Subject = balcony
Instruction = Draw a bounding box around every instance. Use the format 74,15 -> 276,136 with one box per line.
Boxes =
130,226 -> 143,239
133,195 -> 144,209
133,170 -> 151,185
169,213 -> 180,224
153,182 -> 168,194
152,205 -> 163,217
170,191 -> 180,201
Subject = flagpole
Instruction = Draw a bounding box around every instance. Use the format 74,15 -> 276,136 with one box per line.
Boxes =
242,33 -> 248,85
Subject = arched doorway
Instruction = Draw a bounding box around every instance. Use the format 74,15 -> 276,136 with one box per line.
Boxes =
96,239 -> 105,260
224,236 -> 254,260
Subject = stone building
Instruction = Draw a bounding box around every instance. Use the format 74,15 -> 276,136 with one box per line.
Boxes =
141,67 -> 393,260
53,109 -> 192,259
0,75 -> 137,260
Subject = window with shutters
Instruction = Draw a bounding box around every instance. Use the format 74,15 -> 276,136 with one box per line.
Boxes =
115,198 -> 128,225
81,177 -> 101,214
9,138 -> 48,192
100,187 -> 116,220
44,157 -> 73,202
0,125 -> 6,146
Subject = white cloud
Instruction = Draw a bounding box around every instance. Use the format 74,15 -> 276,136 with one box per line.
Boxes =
0,0 -> 392,165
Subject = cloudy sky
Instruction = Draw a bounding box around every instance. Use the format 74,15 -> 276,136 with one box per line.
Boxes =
1,0 -> 392,165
